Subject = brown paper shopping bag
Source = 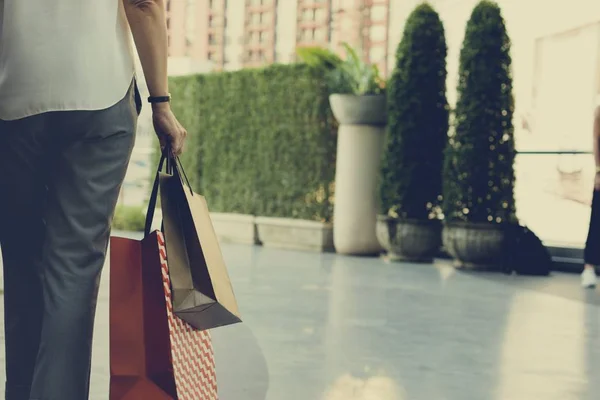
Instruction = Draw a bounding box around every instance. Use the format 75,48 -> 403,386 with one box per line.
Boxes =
159,159 -> 241,331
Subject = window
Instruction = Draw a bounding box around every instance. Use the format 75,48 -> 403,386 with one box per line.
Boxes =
303,29 -> 312,41
370,25 -> 386,42
369,46 -> 385,63
370,5 -> 388,20
315,28 -> 326,42
316,8 -> 325,22
186,0 -> 196,43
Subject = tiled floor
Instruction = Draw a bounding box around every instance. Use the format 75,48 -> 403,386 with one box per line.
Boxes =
0,238 -> 599,400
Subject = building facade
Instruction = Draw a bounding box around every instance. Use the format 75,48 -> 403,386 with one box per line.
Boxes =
165,0 -> 393,75
242,0 -> 278,67
166,0 -> 226,71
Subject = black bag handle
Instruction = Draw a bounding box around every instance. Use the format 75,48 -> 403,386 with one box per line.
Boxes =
144,149 -> 168,236
144,146 -> 194,236
172,155 -> 194,197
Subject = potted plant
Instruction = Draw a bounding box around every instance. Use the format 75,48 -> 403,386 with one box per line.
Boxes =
328,43 -> 387,125
441,0 -> 517,270
297,43 -> 386,255
377,3 -> 449,263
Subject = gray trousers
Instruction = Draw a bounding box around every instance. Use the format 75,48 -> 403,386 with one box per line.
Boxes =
0,81 -> 140,400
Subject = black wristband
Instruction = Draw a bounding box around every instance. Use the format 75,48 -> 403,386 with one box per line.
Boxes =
148,94 -> 171,104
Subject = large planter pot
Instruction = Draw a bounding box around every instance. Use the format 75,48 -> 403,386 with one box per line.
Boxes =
442,222 -> 506,270
210,212 -> 258,245
330,94 -> 386,256
329,94 -> 387,125
376,216 -> 442,263
255,217 -> 334,252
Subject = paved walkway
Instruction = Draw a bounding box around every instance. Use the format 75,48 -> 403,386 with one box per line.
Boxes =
0,238 -> 599,400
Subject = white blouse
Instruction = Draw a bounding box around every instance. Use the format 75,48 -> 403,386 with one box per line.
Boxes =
0,0 -> 135,120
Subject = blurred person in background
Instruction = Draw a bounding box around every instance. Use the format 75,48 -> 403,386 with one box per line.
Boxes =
582,104 -> 600,288
0,0 -> 186,399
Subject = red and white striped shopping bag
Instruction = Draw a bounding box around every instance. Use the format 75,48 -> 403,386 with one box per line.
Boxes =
158,231 -> 218,400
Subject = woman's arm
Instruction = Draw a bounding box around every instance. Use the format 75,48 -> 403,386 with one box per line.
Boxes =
123,0 -> 168,98
122,0 -> 187,155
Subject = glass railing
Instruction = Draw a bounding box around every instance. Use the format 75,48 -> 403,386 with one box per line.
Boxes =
515,151 -> 594,248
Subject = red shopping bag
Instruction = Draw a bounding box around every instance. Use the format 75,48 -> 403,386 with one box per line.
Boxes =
109,231 -> 217,400
157,231 -> 218,399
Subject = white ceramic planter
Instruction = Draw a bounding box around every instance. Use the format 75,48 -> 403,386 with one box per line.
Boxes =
330,94 -> 386,255
255,217 -> 334,252
210,213 -> 258,245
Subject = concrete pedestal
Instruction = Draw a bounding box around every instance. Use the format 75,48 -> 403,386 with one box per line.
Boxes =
333,123 -> 385,255
329,94 -> 387,256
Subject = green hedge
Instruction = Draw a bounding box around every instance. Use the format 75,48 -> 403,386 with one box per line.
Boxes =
154,64 -> 337,222
113,204 -> 145,232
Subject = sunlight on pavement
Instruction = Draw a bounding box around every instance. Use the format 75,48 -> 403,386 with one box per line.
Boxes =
322,373 -> 407,400
435,262 -> 457,286
496,291 -> 588,399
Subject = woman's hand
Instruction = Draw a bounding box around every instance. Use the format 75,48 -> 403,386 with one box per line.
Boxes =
152,103 -> 187,156
595,172 -> 600,191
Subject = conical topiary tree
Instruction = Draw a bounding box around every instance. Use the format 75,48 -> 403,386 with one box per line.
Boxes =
442,0 -> 516,225
379,3 -> 449,220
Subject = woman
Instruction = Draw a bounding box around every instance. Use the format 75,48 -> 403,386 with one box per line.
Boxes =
582,105 -> 600,288
0,0 -> 186,398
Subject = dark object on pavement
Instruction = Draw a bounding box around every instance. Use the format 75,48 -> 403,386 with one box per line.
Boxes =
503,224 -> 552,276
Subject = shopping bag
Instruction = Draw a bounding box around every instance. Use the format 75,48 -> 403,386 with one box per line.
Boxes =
157,230 -> 218,399
159,158 -> 241,331
109,232 -> 176,400
109,154 -> 218,399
